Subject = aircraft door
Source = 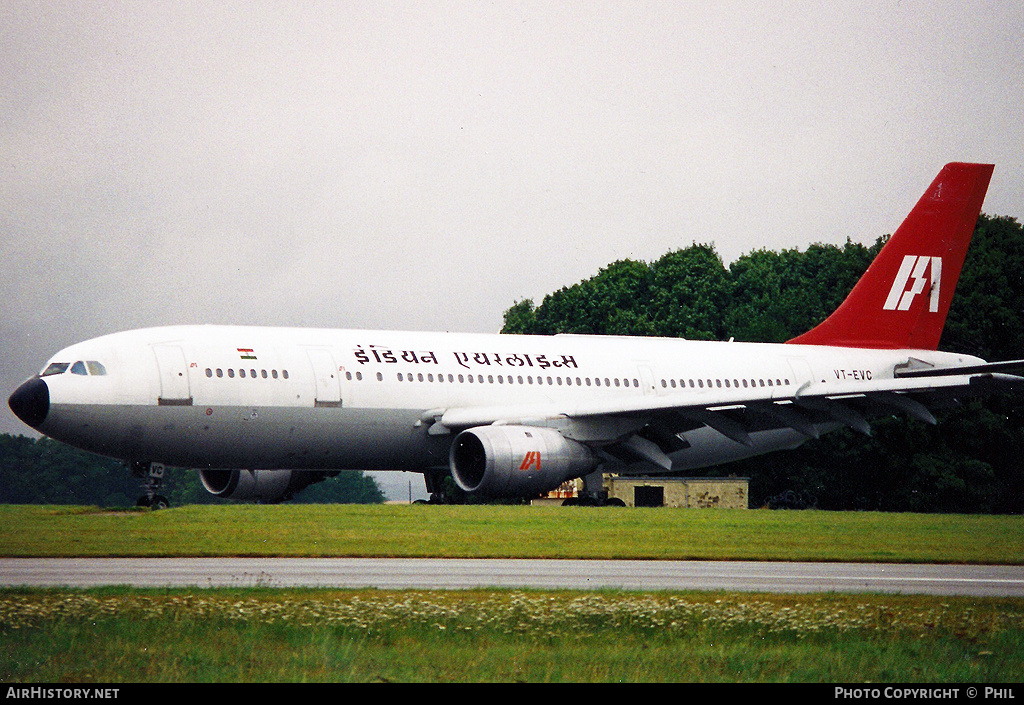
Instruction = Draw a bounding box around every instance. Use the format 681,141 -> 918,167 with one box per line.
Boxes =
786,357 -> 816,397
152,345 -> 192,406
637,364 -> 658,395
306,349 -> 342,408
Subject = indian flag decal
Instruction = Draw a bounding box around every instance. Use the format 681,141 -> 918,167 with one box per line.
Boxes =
237,348 -> 257,360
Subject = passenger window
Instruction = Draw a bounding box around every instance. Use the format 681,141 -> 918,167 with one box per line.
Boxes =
70,361 -> 88,375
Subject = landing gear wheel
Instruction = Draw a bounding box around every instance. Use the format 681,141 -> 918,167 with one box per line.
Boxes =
563,496 -> 626,507
131,461 -> 170,509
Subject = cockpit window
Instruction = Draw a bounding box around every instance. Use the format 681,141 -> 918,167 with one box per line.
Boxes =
40,360 -> 108,377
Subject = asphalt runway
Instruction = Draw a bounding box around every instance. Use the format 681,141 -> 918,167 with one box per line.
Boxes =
2,558 -> 1023,596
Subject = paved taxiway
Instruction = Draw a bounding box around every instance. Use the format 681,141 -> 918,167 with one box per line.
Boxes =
1,558 -> 1022,596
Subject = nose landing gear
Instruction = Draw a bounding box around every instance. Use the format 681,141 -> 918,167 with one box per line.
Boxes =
131,461 -> 170,509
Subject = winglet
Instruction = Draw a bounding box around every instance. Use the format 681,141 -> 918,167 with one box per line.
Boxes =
788,162 -> 994,350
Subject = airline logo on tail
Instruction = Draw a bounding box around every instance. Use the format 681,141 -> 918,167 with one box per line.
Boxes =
883,255 -> 943,312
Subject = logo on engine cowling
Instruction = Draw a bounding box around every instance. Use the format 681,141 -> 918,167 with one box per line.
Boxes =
520,452 -> 541,471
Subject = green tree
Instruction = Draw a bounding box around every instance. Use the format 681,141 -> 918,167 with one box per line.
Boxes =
293,472 -> 386,504
725,239 -> 880,342
521,259 -> 657,336
502,299 -> 540,335
944,215 -> 1024,359
648,245 -> 730,339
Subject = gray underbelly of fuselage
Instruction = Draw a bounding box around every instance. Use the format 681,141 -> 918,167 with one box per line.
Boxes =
41,403 -> 449,470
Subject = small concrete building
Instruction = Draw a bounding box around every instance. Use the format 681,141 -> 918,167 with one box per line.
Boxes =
606,476 -> 749,509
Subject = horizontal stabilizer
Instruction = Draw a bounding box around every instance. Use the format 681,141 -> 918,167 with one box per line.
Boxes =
894,359 -> 1024,379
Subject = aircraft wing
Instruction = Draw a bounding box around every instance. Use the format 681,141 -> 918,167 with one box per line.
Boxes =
426,360 -> 1024,471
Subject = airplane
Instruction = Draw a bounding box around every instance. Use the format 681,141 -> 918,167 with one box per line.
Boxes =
9,162 -> 1022,508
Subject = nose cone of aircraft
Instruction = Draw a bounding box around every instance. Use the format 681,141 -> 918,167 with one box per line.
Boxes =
9,377 -> 49,429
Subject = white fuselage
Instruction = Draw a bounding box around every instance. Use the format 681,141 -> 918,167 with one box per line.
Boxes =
27,324 -> 983,473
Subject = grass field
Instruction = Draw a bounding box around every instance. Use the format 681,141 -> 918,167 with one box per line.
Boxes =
2,504 -> 1022,683
2,587 -> 1022,682
1,503 -> 1022,563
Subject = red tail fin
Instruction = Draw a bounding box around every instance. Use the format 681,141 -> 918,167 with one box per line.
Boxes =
787,162 -> 994,350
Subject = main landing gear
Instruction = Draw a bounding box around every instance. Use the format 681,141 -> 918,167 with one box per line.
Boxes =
562,469 -> 626,506
562,495 -> 626,507
131,461 -> 170,509
421,468 -> 463,504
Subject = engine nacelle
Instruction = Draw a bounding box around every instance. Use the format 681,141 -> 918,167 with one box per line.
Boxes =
198,469 -> 329,503
450,425 -> 598,498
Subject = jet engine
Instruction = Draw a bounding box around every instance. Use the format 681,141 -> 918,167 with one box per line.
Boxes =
450,425 -> 598,498
198,469 -> 333,503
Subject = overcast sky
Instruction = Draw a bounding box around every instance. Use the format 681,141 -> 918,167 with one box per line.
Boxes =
3,2 -> 1022,496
